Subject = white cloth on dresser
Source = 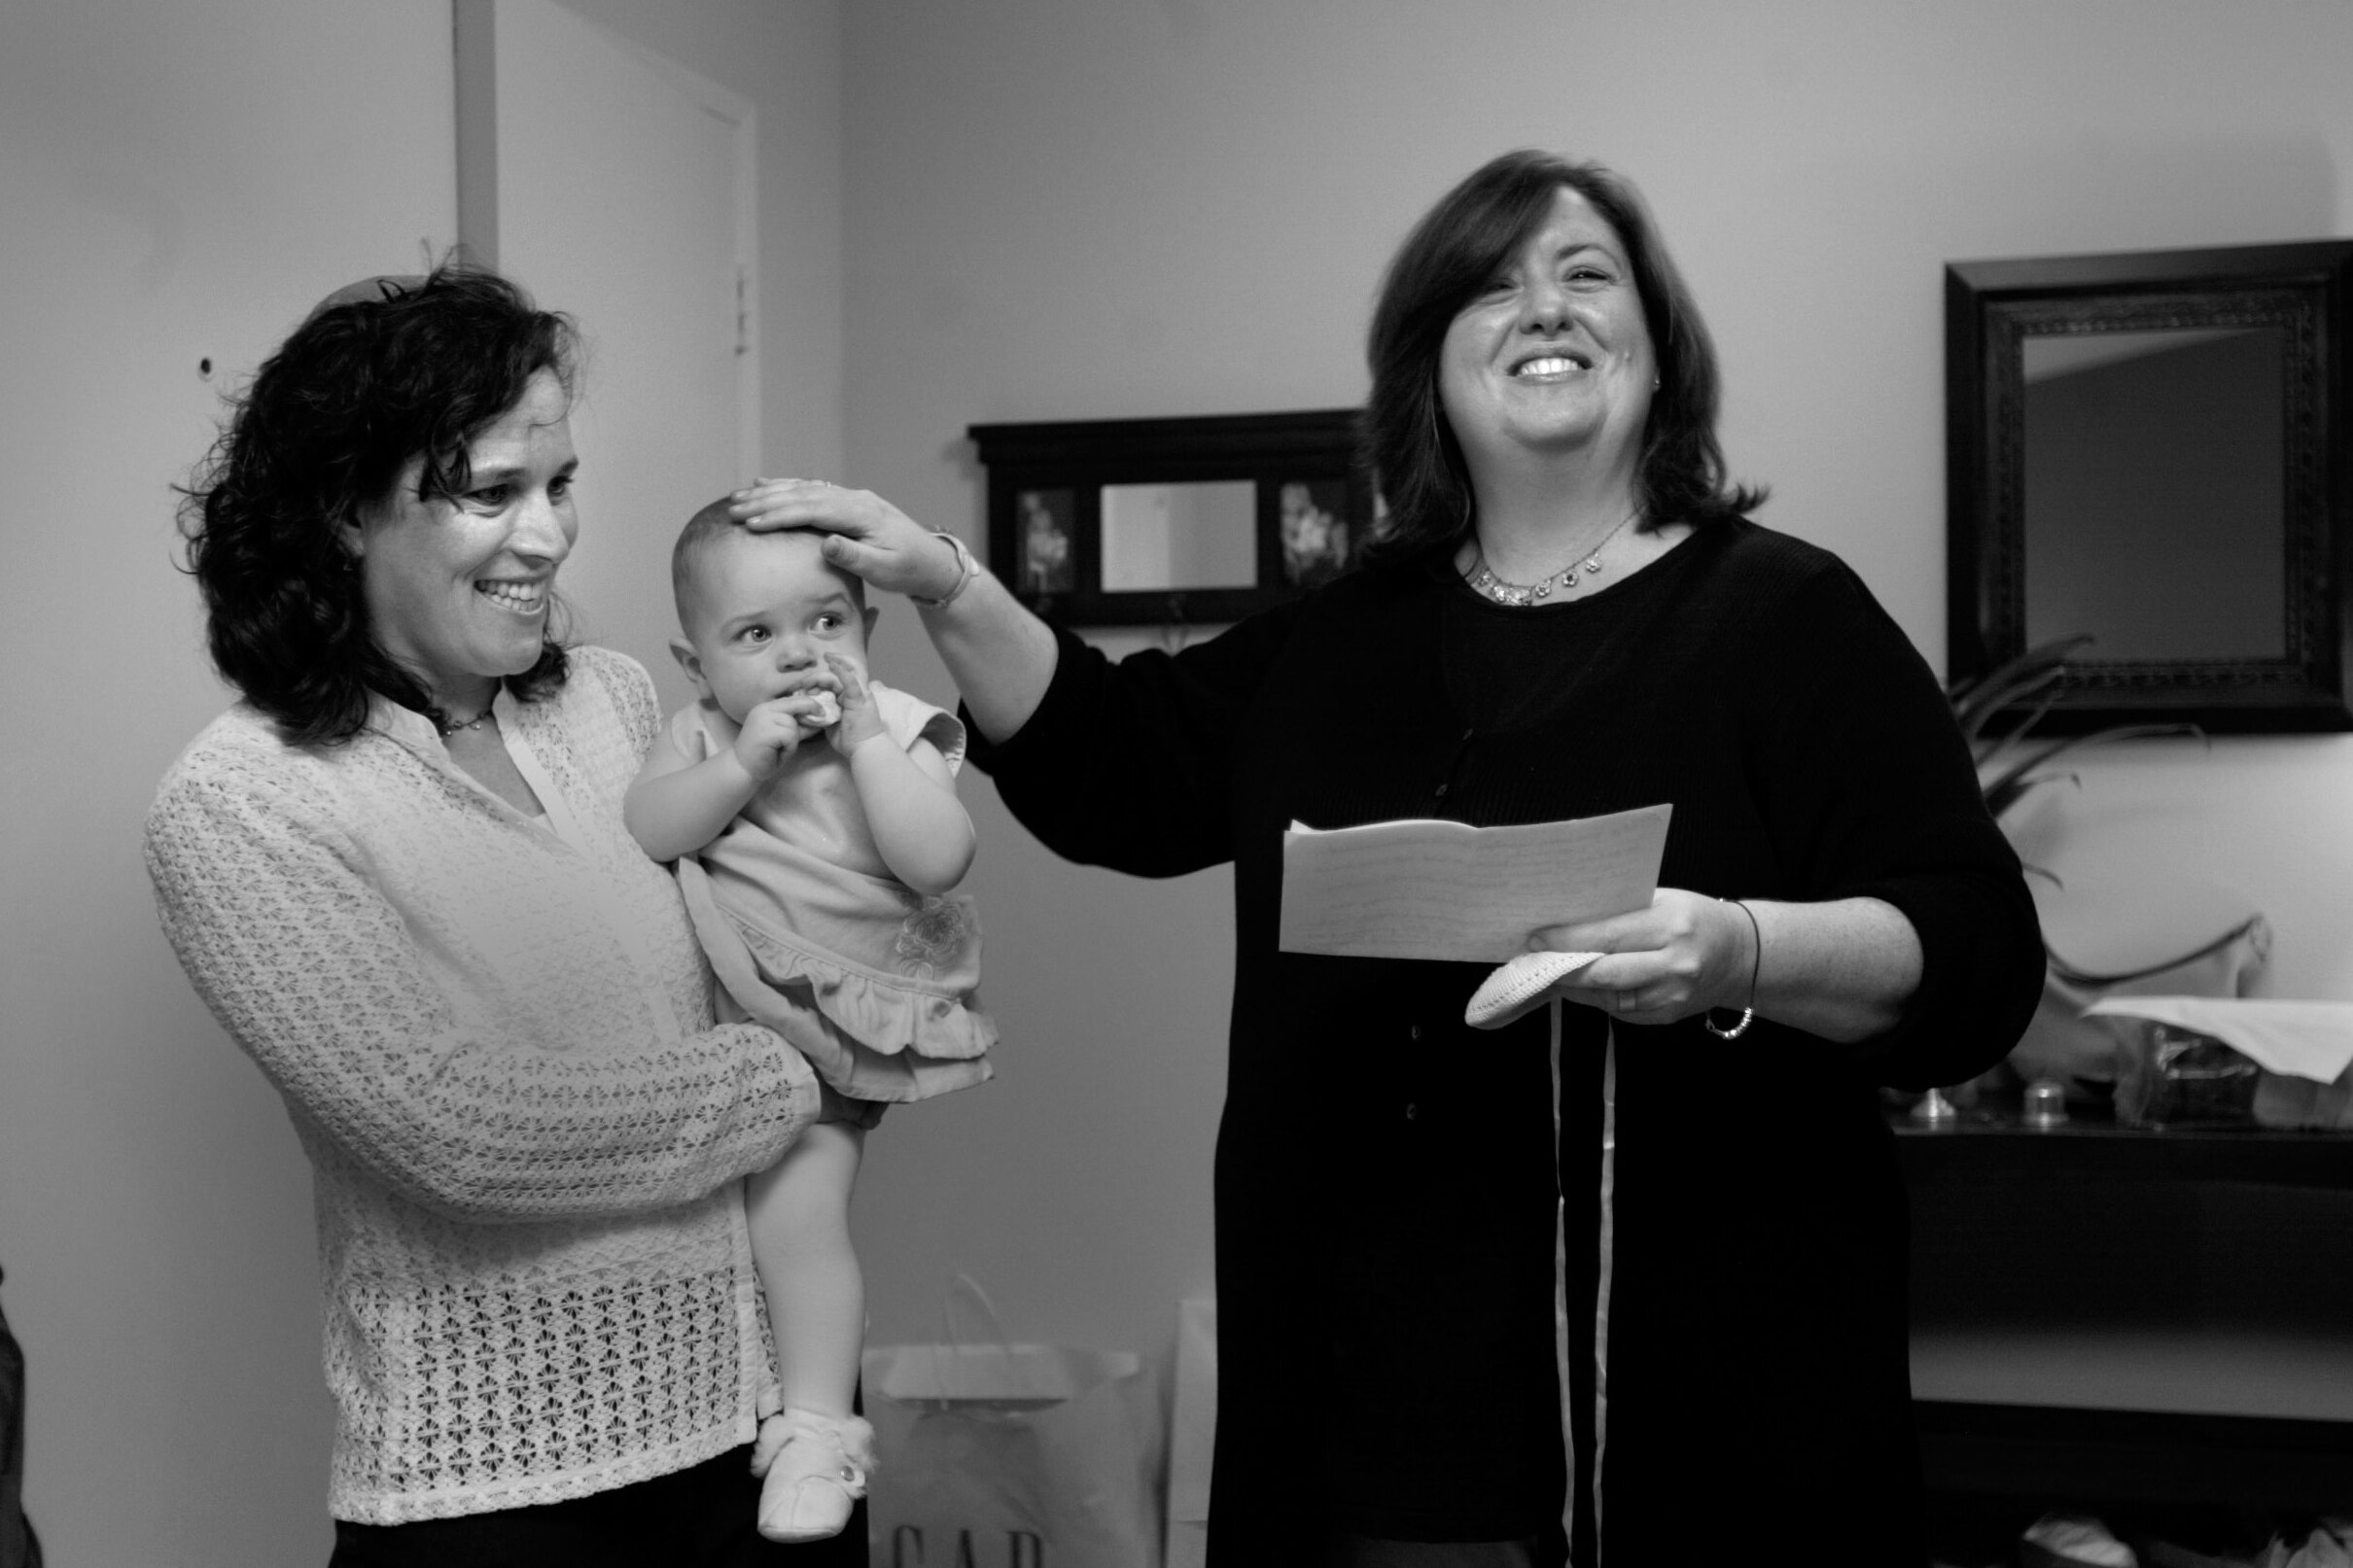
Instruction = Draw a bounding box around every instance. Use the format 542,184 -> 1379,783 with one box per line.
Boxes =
668,683 -> 996,1104
143,645 -> 822,1524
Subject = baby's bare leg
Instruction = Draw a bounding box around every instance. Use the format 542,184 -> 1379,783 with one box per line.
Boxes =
746,1120 -> 864,1418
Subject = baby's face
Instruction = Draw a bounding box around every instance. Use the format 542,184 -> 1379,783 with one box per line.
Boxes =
677,529 -> 872,724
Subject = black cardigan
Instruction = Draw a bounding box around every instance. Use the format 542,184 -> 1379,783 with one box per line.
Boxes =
969,521 -> 2043,1566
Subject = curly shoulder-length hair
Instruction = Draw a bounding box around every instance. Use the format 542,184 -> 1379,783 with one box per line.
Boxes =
1359,150 -> 1764,562
178,265 -> 579,746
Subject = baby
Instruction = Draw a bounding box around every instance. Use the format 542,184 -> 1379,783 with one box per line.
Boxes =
625,505 -> 994,1542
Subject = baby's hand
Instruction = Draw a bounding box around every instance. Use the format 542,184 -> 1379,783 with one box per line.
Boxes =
823,652 -> 888,751
733,693 -> 829,781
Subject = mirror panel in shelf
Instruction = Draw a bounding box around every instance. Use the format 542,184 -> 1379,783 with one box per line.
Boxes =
1946,239 -> 2353,732
1100,480 -> 1260,592
969,410 -> 1365,628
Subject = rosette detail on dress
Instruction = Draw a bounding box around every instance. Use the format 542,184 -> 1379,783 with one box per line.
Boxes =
675,854 -> 996,1103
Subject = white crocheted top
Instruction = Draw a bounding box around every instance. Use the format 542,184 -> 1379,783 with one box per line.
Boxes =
143,645 -> 820,1524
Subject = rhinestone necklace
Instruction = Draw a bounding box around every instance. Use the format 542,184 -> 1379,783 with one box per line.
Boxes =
1464,510 -> 1637,608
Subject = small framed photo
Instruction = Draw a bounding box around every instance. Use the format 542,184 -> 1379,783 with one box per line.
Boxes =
1277,478 -> 1352,589
1013,487 -> 1078,597
968,409 -> 1367,627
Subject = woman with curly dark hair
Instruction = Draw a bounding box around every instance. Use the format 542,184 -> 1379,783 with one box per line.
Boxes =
144,267 -> 861,1565
733,150 -> 2043,1565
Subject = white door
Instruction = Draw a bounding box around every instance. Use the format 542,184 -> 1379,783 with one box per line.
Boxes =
458,0 -> 756,710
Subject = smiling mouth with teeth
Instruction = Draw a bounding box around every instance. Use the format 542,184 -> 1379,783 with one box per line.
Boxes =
1514,354 -> 1592,377
475,580 -> 546,613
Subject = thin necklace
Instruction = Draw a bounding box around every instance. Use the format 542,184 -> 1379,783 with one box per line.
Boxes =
1464,509 -> 1638,608
437,701 -> 496,737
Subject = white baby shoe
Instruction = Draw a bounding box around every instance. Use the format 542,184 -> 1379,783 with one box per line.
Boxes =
755,1408 -> 875,1543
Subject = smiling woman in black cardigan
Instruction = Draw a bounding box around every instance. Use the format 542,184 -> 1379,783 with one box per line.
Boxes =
733,150 -> 2044,1568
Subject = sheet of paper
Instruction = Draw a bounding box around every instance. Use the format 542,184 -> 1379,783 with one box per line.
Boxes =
1278,803 -> 1670,962
2082,996 -> 2353,1084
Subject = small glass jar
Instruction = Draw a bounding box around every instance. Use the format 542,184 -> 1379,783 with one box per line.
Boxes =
2113,1023 -> 2262,1128
1910,1086 -> 1958,1127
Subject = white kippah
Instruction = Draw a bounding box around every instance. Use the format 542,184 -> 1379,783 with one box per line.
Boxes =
1464,949 -> 1603,1030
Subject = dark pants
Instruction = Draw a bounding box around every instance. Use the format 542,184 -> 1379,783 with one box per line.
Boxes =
0,1265 -> 40,1568
329,1446 -> 865,1568
1324,1537 -> 1541,1568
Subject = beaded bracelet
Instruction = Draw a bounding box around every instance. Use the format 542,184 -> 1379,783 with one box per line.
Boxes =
1704,898 -> 1761,1040
910,530 -> 978,610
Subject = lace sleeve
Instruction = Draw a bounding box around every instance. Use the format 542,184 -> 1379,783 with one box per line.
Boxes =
144,755 -> 821,1223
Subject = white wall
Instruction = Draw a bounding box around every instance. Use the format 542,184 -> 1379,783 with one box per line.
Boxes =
0,2 -> 841,1561
0,7 -> 457,1561
837,0 -> 2353,1380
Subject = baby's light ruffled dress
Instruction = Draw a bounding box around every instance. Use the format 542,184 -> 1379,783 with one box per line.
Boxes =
669,684 -> 994,1104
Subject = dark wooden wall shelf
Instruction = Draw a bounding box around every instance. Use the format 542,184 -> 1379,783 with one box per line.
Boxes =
1899,1111 -> 2353,1544
1917,1400 -> 2353,1514
1895,1118 -> 2353,1191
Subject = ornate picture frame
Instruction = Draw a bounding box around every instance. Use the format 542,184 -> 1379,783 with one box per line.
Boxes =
1946,239 -> 2353,733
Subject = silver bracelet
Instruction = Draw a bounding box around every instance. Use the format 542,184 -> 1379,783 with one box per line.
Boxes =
910,530 -> 978,610
1704,898 -> 1761,1040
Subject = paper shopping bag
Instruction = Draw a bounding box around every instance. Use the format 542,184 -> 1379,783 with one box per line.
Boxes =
863,1278 -> 1162,1568
1163,1296 -> 1216,1568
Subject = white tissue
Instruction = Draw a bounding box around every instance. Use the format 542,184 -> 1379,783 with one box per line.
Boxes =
1464,950 -> 1604,1030
804,690 -> 841,728
2082,996 -> 2353,1084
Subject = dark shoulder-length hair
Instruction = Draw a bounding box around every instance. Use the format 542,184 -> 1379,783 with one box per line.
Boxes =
178,264 -> 579,747
1359,150 -> 1765,562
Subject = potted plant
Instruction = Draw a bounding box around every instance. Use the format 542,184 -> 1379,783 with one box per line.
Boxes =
1938,638 -> 2263,1115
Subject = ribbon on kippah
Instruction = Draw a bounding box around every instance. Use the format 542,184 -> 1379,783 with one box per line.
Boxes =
304,273 -> 429,323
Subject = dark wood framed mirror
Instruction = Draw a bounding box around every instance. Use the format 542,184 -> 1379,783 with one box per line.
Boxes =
1946,239 -> 2353,732
967,409 -> 1367,629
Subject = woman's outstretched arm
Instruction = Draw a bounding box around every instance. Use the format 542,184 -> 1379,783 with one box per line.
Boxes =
731,479 -> 1058,743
